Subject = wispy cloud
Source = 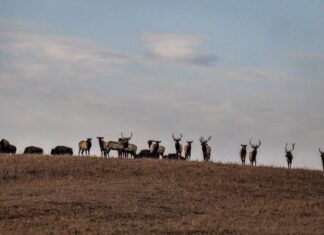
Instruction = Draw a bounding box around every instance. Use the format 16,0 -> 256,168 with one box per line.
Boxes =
141,33 -> 218,66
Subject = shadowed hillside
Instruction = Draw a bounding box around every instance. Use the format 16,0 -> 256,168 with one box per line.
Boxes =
0,155 -> 323,234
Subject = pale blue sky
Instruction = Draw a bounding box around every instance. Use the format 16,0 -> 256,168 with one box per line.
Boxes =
0,1 -> 323,169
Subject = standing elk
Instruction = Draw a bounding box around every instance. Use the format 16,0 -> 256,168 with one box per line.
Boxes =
285,143 -> 295,169
172,133 -> 183,158
184,141 -> 193,161
319,148 -> 324,171
200,136 -> 212,162
240,144 -> 247,165
78,138 -> 92,156
149,140 -> 165,158
249,139 -> 261,166
23,146 -> 43,155
97,137 -> 109,157
0,139 -> 16,154
106,132 -> 132,158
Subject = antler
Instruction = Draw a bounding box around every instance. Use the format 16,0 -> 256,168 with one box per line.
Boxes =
291,143 -> 295,151
249,139 -> 253,147
121,132 -> 124,138
172,134 -> 175,140
258,139 -> 261,147
285,143 -> 288,152
200,136 -> 205,143
206,136 -> 212,142
180,133 -> 183,140
320,148 -> 324,154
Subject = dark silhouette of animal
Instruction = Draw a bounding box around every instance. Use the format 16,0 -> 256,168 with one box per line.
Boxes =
163,153 -> 186,160
0,139 -> 16,154
249,139 -> 261,166
78,138 -> 92,156
23,146 -> 43,155
184,141 -> 193,160
319,148 -> 324,171
106,132 -> 132,158
285,143 -> 295,169
240,144 -> 247,165
97,137 -> 109,157
200,136 -> 212,162
51,146 -> 73,155
136,140 -> 157,159
172,133 -> 183,158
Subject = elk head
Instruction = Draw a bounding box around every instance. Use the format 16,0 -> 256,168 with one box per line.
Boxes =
187,141 -> 193,145
121,132 -> 133,141
319,148 -> 324,157
249,139 -> 261,150
172,133 -> 182,142
241,144 -> 247,150
285,143 -> 295,153
200,136 -> 212,146
148,140 -> 154,148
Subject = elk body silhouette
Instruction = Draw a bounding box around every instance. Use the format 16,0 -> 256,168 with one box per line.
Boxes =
240,144 -> 247,165
0,139 -> 16,154
285,143 -> 295,169
249,139 -> 261,166
319,148 -> 324,171
78,138 -> 92,156
200,136 -> 211,162
184,141 -> 193,161
97,137 -> 109,157
172,133 -> 183,158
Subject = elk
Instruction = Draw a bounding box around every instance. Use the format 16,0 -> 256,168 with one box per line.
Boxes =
249,139 -> 261,166
172,133 -> 183,158
319,148 -> 324,171
97,137 -> 109,157
184,141 -> 193,161
285,143 -> 295,169
149,140 -> 165,158
239,144 -> 247,165
23,146 -> 43,155
106,132 -> 132,158
78,138 -> 92,156
200,136 -> 211,162
124,143 -> 137,159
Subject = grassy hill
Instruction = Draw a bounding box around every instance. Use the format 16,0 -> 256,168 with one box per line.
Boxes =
0,155 -> 323,234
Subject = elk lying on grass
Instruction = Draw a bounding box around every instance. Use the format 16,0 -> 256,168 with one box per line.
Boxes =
249,139 -> 261,166
78,138 -> 92,156
184,141 -> 193,161
319,148 -> 324,171
240,144 -> 247,165
172,133 -> 183,158
200,136 -> 211,162
23,146 -> 43,155
285,143 -> 295,169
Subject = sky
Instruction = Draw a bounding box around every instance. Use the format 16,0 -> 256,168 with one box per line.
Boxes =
0,0 -> 323,169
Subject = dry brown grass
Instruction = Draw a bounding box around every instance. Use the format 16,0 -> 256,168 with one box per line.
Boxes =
0,155 -> 323,234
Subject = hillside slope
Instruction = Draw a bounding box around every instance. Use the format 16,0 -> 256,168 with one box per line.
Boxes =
0,155 -> 323,234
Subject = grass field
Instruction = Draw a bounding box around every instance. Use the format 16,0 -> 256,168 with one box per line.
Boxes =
0,155 -> 323,234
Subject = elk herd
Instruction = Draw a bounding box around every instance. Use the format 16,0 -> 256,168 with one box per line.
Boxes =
0,135 -> 323,171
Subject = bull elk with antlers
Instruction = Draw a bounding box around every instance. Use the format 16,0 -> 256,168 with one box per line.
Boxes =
106,132 -> 132,158
249,139 -> 261,166
200,136 -> 211,162
285,143 -> 295,169
172,133 -> 183,158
